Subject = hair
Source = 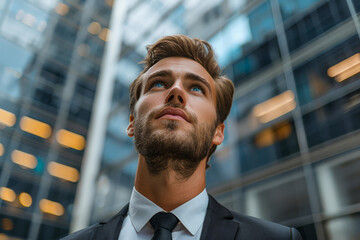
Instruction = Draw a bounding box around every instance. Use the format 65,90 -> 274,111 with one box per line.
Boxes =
129,35 -> 234,168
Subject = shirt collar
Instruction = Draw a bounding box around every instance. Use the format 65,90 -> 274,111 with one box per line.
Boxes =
171,188 -> 208,235
129,187 -> 209,236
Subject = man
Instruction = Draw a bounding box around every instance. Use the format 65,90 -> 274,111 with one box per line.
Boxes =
62,35 -> 303,240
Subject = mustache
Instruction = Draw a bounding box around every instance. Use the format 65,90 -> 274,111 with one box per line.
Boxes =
149,103 -> 197,123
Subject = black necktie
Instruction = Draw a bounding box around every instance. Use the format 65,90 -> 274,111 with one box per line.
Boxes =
150,212 -> 179,240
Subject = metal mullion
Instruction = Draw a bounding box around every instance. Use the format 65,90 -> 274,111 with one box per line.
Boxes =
27,0 -> 98,238
0,0 -> 13,30
270,0 -> 326,239
346,0 -> 360,39
0,0 -> 61,214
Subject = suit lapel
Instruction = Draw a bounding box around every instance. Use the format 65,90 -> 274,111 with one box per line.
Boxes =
92,203 -> 129,240
200,195 -> 239,240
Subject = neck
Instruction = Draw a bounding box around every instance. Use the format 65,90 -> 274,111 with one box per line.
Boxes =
134,156 -> 207,211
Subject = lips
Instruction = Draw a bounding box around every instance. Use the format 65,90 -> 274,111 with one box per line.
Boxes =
156,107 -> 190,122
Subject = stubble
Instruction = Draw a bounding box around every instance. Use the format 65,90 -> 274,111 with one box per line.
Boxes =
133,104 -> 216,179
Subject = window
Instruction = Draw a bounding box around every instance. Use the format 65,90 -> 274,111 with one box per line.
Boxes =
232,37 -> 280,86
294,35 -> 360,106
244,171 -> 312,223
239,120 -> 300,174
303,89 -> 360,148
324,213 -> 360,240
316,153 -> 360,215
285,0 -> 351,53
209,15 -> 252,67
279,0 -> 321,21
1,0 -> 50,48
248,0 -> 275,43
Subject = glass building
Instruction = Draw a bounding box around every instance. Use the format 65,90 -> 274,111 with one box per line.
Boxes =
0,0 -> 112,239
90,1 -> 360,240
0,0 -> 360,239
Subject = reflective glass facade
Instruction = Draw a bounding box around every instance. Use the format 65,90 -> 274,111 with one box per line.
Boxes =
93,1 -> 360,240
1,0 -> 360,239
0,0 -> 112,239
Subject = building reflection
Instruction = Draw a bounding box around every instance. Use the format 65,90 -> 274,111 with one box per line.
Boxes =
93,1 -> 360,240
0,0 -> 360,239
0,0 -> 112,239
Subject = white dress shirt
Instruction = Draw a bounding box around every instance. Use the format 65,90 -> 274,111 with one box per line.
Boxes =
118,187 -> 209,240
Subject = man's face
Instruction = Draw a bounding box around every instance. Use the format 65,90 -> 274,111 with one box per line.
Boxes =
127,57 -> 224,177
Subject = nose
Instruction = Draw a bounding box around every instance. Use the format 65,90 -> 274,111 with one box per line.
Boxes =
165,81 -> 186,106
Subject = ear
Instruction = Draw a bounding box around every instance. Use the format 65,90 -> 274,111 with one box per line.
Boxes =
211,123 -> 225,146
126,115 -> 135,137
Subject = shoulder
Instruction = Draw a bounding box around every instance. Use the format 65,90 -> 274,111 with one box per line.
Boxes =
230,211 -> 302,240
59,204 -> 129,240
206,195 -> 302,240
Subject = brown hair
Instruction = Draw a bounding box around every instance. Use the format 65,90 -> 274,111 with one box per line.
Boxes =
129,35 -> 234,167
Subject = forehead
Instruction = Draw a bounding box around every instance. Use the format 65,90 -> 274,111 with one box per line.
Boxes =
146,56 -> 211,75
144,57 -> 214,83
143,57 -> 216,97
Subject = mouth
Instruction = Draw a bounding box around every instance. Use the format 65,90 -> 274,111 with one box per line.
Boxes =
156,107 -> 190,122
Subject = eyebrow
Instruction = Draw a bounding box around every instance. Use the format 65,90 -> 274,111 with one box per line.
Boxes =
147,70 -> 212,94
185,72 -> 212,94
147,70 -> 172,80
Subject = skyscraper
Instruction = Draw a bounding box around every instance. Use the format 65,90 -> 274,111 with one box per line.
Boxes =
86,1 -> 360,240
0,0 -> 113,239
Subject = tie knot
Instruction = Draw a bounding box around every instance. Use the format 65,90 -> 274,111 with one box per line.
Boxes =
150,212 -> 179,232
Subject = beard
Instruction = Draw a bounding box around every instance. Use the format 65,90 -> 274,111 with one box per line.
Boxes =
133,104 -> 216,179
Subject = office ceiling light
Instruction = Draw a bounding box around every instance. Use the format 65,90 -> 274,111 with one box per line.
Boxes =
37,20 -> 47,32
255,128 -> 275,148
98,28 -> 110,42
88,22 -> 102,35
0,233 -> 9,239
0,187 -> 16,203
11,150 -> 37,169
20,116 -> 52,139
22,13 -> 36,27
39,199 -> 65,216
275,121 -> 292,141
0,108 -> 16,127
0,143 -> 4,157
1,218 -> 13,231
55,3 -> 69,16
253,90 -> 296,123
19,192 -> 32,207
15,9 -> 25,21
106,0 -> 114,7
327,53 -> 360,82
56,129 -> 86,150
77,43 -> 89,57
48,162 -> 79,182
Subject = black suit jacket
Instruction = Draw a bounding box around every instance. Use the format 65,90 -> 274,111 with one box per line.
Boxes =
60,195 -> 303,240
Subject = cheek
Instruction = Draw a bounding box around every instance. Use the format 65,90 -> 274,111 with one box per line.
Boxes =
191,100 -> 217,123
135,94 -> 164,117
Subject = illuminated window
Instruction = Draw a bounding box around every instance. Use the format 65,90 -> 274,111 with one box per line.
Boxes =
11,150 -> 37,169
55,3 -> 69,16
20,116 -> 52,139
327,53 -> 360,82
0,143 -> 4,157
19,192 -> 32,207
253,90 -> 296,123
56,129 -> 86,150
0,187 -> 16,203
47,162 -> 79,182
39,199 -> 64,216
0,108 -> 16,127
88,22 -> 102,35
98,28 -> 110,41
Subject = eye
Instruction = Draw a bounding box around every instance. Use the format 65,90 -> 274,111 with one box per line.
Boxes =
150,81 -> 165,89
191,85 -> 204,93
